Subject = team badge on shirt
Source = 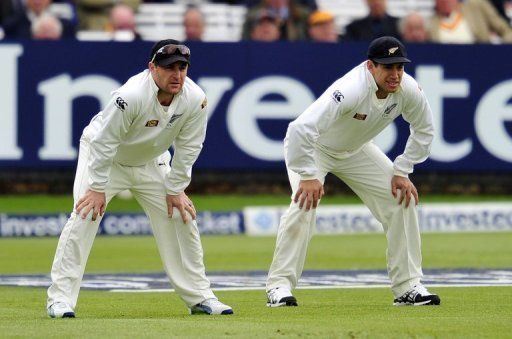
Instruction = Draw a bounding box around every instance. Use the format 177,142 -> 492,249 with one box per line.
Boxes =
382,103 -> 397,118
115,97 -> 128,111
201,97 -> 208,109
332,90 -> 344,103
353,113 -> 367,120
166,113 -> 184,128
145,120 -> 159,127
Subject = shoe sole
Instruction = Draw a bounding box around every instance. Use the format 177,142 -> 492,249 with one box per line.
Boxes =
393,298 -> 441,306
189,308 -> 234,315
266,296 -> 298,307
48,312 -> 75,318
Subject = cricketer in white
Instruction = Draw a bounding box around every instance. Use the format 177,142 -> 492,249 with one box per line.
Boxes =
47,40 -> 233,318
266,37 -> 441,307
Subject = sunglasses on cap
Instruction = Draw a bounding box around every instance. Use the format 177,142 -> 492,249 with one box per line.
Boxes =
151,44 -> 191,64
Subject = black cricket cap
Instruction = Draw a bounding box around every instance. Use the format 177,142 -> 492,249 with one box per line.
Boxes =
367,36 -> 411,64
150,39 -> 191,66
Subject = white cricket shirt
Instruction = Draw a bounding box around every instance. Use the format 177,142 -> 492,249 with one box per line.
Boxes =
286,61 -> 434,180
82,69 -> 208,195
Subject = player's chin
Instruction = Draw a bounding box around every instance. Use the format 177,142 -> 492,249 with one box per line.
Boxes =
167,86 -> 182,94
387,85 -> 399,92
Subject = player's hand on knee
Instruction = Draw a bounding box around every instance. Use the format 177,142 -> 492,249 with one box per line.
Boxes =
391,175 -> 419,207
294,179 -> 324,211
75,189 -> 106,221
166,193 -> 196,223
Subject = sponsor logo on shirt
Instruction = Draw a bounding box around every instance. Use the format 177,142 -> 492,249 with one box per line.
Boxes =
166,113 -> 184,128
115,97 -> 128,111
382,103 -> 397,118
332,90 -> 344,103
145,120 -> 159,127
353,113 -> 367,121
201,97 -> 207,109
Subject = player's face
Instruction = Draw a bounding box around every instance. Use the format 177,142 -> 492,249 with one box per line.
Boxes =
150,61 -> 188,95
368,61 -> 404,97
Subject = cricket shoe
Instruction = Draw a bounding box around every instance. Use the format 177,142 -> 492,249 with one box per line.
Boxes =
393,284 -> 441,306
47,302 -> 75,318
266,287 -> 298,307
189,298 -> 234,315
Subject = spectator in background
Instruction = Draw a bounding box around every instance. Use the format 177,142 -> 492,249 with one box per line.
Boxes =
242,0 -> 310,41
32,13 -> 62,39
2,0 -> 75,39
75,0 -> 140,31
343,0 -> 400,41
183,6 -> 205,41
429,0 -> 512,43
250,10 -> 281,41
307,10 -> 338,42
399,12 -> 429,43
107,3 -> 141,40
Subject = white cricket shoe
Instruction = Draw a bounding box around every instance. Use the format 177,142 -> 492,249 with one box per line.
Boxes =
47,302 -> 75,318
266,287 -> 298,307
189,298 -> 234,315
393,284 -> 441,306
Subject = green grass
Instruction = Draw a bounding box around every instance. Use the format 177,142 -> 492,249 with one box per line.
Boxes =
1,194 -> 511,213
1,286 -> 511,338
1,234 -> 511,337
1,195 -> 512,337
1,233 -> 512,274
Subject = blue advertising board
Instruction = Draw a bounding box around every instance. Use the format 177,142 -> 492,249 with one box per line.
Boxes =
0,41 -> 511,171
0,211 -> 243,237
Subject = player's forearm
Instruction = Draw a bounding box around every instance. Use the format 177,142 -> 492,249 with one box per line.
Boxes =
165,150 -> 200,195
285,123 -> 319,180
393,126 -> 434,177
165,136 -> 204,195
87,140 -> 117,192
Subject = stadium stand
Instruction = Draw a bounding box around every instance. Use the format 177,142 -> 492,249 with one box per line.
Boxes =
125,0 -> 436,42
48,2 -> 75,22
133,3 -> 247,41
316,0 -> 435,35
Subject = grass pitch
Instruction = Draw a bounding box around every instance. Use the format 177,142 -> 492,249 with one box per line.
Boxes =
1,233 -> 512,338
1,194 -> 511,337
1,233 -> 512,274
1,286 -> 511,338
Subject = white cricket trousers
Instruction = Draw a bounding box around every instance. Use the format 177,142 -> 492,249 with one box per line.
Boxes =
47,138 -> 216,309
266,142 -> 423,298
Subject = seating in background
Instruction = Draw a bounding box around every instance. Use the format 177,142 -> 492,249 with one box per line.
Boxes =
128,1 -> 435,42
133,3 -> 247,42
315,0 -> 435,36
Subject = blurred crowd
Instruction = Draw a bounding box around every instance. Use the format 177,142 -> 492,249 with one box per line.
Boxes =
1,0 -> 512,43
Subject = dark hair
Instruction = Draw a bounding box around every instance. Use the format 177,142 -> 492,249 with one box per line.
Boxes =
150,39 -> 183,61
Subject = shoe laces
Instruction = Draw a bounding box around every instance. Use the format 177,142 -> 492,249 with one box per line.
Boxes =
202,298 -> 225,307
268,287 -> 289,302
268,288 -> 279,300
413,284 -> 430,296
